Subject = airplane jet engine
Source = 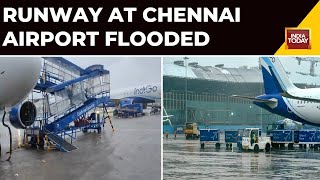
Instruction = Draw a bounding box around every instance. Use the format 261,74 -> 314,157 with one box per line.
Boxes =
9,101 -> 37,129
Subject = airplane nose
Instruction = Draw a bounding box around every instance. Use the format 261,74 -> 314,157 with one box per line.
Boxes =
0,57 -> 42,108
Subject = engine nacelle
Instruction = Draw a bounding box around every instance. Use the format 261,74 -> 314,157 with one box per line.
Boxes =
9,101 -> 37,129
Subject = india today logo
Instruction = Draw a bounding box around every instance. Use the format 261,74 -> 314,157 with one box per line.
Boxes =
285,28 -> 311,49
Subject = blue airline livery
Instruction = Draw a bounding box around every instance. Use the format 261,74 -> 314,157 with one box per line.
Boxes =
233,57 -> 320,126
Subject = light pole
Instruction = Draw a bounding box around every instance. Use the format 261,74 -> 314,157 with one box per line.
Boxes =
184,57 -> 189,123
259,58 -> 263,130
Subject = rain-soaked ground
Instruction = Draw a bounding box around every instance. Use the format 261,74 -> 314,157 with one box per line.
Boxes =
0,113 -> 161,180
164,135 -> 320,180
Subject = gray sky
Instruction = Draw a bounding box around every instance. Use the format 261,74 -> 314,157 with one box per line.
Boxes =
65,57 -> 161,90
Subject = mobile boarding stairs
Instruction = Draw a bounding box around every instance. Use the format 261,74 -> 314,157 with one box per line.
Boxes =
28,58 -> 113,152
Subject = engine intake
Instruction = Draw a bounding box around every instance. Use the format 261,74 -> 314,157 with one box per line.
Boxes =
9,101 -> 37,129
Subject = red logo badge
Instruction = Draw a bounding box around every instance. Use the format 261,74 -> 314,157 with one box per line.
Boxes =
285,28 -> 311,49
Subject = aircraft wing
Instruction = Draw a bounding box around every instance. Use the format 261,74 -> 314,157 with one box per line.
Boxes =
231,95 -> 277,104
125,95 -> 158,103
280,92 -> 320,103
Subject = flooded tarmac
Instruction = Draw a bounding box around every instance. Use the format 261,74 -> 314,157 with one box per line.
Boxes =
164,135 -> 320,180
0,113 -> 161,180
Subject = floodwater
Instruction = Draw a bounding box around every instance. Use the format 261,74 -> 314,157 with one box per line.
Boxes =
164,135 -> 320,180
0,113 -> 161,180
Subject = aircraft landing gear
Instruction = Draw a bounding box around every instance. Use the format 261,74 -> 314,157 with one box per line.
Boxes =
2,111 -> 12,161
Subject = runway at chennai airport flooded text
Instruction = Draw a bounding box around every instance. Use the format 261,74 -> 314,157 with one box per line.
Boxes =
164,135 -> 320,180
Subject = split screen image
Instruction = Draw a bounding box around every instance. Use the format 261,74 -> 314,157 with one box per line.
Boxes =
0,56 -> 319,180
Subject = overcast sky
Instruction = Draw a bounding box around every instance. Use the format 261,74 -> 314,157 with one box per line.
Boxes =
65,57 -> 161,90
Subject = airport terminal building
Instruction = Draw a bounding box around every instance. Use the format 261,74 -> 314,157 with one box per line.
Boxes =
163,58 -> 320,131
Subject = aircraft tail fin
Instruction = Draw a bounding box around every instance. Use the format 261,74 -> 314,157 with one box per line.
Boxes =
260,57 -> 298,94
260,62 -> 280,94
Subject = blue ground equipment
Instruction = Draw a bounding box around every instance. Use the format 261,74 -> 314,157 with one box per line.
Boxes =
200,129 -> 221,149
225,130 -> 239,148
267,119 -> 302,149
298,130 -> 320,144
116,99 -> 145,118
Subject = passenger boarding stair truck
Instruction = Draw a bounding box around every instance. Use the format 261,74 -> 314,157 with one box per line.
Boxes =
28,58 -> 113,152
184,122 -> 199,139
242,128 -> 271,152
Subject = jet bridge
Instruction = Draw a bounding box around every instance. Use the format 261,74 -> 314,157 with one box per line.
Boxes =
28,58 -> 113,152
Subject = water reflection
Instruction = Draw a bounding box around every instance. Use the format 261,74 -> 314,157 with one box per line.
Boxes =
164,136 -> 320,179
